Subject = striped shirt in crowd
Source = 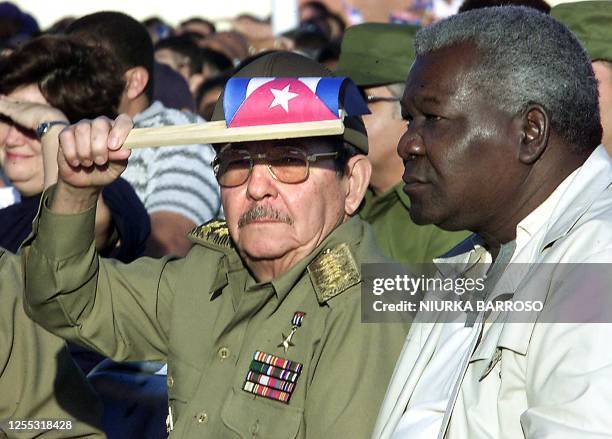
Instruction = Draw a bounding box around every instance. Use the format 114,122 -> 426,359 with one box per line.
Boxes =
125,101 -> 221,225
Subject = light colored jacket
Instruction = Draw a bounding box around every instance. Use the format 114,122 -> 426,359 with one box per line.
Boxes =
373,146 -> 612,439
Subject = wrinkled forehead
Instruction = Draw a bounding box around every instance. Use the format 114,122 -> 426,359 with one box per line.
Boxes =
220,136 -> 343,154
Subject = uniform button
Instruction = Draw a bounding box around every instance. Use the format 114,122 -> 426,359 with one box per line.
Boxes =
167,375 -> 174,388
196,412 -> 208,424
250,420 -> 259,435
218,347 -> 230,360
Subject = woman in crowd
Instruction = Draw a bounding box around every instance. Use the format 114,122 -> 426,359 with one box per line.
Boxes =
0,34 -> 150,263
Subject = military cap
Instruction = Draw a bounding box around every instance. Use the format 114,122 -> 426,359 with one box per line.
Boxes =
551,1 -> 612,62
335,23 -> 418,87
212,51 -> 368,153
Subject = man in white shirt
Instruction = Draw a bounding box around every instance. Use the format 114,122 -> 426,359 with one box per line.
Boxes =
373,7 -> 612,438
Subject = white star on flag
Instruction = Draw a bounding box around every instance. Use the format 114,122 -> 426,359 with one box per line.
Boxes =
269,85 -> 299,112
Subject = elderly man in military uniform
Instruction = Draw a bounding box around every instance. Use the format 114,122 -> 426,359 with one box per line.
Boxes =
21,52 -> 408,438
336,23 -> 469,271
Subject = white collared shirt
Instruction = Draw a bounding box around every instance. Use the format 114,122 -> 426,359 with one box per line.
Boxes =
0,185 -> 20,209
390,168 -> 580,439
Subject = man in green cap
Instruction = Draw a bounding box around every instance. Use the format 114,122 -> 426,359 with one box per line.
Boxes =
20,52 -> 408,438
552,1 -> 612,154
336,23 -> 469,272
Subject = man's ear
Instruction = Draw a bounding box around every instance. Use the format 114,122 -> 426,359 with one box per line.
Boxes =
343,154 -> 372,216
124,67 -> 149,100
518,104 -> 550,164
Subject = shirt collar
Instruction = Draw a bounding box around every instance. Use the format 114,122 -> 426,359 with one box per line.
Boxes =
541,145 -> 612,247
246,216 -> 365,302
434,234 -> 491,277
516,166 -> 578,242
0,186 -> 20,209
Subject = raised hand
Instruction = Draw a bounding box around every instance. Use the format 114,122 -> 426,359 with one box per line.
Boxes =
57,115 -> 133,190
0,96 -> 68,130
52,114 -> 133,214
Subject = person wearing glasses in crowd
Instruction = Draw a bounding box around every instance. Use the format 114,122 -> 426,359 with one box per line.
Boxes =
336,23 -> 469,272
20,52 -> 408,438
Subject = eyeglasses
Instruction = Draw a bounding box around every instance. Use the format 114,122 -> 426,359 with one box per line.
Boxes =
212,147 -> 339,188
365,95 -> 401,104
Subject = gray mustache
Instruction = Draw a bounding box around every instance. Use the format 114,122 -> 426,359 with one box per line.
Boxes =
238,204 -> 294,227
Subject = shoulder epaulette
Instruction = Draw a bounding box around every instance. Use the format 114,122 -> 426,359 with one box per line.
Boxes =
188,219 -> 233,249
307,243 -> 361,303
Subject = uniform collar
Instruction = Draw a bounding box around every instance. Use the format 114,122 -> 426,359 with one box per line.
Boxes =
266,216 -> 365,303
194,217 -> 367,304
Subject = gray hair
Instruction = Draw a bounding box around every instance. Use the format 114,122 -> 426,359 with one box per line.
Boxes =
415,6 -> 602,152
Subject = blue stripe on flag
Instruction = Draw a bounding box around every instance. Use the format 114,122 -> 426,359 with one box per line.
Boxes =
224,77 -> 251,124
315,77 -> 343,117
316,77 -> 370,117
338,77 -> 371,116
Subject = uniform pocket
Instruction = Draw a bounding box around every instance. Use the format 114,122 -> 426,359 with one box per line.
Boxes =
221,388 -> 303,439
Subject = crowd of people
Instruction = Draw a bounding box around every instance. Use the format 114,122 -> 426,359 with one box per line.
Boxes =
1,0 -> 612,438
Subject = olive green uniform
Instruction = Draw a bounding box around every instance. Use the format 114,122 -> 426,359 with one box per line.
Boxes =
0,250 -> 103,439
22,191 -> 408,439
360,183 -> 470,271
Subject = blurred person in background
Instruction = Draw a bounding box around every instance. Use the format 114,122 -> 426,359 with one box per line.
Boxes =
432,0 -> 463,19
299,1 -> 331,21
0,1 -> 39,52
0,35 -> 149,263
177,16 -> 216,41
325,12 -> 346,43
552,1 -> 612,154
231,14 -> 272,51
143,16 -> 174,44
155,36 -> 233,94
153,61 -> 196,112
199,48 -> 233,83
66,11 -> 220,257
336,23 -> 469,271
286,18 -> 332,60
195,73 -> 231,121
154,35 -> 203,91
318,40 -> 341,69
199,30 -> 250,65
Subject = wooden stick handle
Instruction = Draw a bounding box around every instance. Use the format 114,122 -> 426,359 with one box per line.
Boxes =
123,120 -> 345,149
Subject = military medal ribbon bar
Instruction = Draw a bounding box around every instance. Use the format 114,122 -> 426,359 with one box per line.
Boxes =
243,351 -> 304,404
